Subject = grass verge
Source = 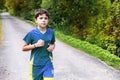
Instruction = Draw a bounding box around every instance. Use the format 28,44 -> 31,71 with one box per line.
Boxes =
55,31 -> 120,70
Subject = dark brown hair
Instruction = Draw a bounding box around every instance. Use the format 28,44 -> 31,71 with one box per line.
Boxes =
35,9 -> 49,19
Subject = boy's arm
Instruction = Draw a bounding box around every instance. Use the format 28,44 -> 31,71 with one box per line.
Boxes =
22,39 -> 44,51
22,41 -> 35,51
47,43 -> 55,52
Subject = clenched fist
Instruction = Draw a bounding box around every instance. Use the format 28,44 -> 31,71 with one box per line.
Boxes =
35,39 -> 44,47
47,44 -> 55,52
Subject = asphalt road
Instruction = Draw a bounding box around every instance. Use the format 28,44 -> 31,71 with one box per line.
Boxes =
0,13 -> 120,80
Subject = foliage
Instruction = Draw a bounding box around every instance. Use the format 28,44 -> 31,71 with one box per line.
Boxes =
41,0 -> 52,9
0,0 -> 5,10
46,0 -> 120,57
4,0 -> 42,20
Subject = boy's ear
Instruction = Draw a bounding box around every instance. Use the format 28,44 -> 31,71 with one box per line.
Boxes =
35,19 -> 37,23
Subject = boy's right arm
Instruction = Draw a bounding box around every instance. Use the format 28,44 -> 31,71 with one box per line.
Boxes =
22,41 -> 35,51
22,39 -> 44,51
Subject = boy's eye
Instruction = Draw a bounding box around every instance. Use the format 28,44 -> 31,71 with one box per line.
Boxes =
45,17 -> 48,20
39,17 -> 48,20
39,17 -> 43,19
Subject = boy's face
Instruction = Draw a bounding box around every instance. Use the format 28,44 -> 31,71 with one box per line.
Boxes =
35,14 -> 48,28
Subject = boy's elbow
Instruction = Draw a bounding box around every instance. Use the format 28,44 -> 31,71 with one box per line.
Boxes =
22,48 -> 25,51
22,47 -> 27,51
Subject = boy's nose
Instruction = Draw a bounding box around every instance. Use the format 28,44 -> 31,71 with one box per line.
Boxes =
42,19 -> 46,21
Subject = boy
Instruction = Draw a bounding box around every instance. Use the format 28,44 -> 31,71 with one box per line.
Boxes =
22,9 -> 55,80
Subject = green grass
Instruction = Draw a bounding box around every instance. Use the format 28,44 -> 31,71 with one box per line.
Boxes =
55,31 -> 120,70
0,17 -> 2,45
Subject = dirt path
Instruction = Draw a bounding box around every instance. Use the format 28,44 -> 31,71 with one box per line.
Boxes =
0,13 -> 120,80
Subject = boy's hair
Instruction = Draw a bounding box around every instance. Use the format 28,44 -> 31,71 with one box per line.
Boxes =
35,9 -> 49,19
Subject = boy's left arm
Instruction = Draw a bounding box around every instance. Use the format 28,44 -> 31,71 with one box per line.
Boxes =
47,43 -> 55,52
47,30 -> 55,52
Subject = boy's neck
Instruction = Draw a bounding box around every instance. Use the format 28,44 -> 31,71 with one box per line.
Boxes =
38,26 -> 47,34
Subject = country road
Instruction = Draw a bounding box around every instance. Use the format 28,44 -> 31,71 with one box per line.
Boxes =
0,13 -> 120,80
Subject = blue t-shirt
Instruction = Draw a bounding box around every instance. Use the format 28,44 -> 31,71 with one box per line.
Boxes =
23,27 -> 55,66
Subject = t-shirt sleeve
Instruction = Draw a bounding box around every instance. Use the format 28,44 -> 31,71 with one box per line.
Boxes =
50,31 -> 55,44
23,31 -> 32,44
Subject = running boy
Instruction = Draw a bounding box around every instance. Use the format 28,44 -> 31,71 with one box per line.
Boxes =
22,9 -> 55,80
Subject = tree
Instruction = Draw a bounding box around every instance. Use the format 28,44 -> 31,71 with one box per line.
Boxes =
0,0 -> 5,9
4,0 -> 42,20
47,0 -> 120,57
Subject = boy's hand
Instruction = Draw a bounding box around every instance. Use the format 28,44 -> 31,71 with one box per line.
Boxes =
35,39 -> 44,47
47,44 -> 55,52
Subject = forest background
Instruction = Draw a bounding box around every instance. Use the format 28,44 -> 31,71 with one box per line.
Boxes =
0,0 -> 120,64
